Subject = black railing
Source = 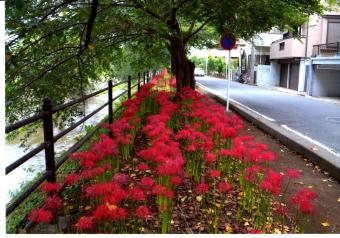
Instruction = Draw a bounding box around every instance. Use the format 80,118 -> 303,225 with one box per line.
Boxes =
313,42 -> 340,57
5,70 -> 152,216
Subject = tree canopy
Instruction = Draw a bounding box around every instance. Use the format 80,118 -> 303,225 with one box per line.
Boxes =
6,0 -> 324,125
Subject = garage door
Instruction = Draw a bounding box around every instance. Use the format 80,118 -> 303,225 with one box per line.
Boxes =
289,63 -> 299,90
280,64 -> 288,88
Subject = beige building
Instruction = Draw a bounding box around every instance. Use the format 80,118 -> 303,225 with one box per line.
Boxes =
269,5 -> 340,96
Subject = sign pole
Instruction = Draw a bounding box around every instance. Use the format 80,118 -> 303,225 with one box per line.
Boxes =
226,50 -> 231,112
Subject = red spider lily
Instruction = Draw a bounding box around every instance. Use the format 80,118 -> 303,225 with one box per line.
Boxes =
94,204 -> 127,221
45,195 -> 62,211
139,177 -> 155,188
208,169 -> 221,179
85,182 -> 122,198
151,184 -> 167,196
244,165 -> 262,184
91,134 -> 118,158
136,163 -> 150,171
75,216 -> 94,231
128,187 -> 145,201
286,168 -> 301,179
195,183 -> 209,194
112,173 -> 129,185
28,208 -> 52,224
170,176 -> 183,186
259,169 -> 282,196
70,151 -> 101,168
135,205 -> 151,219
41,182 -> 60,194
248,229 -> 263,234
290,188 -> 316,214
204,153 -> 216,163
65,173 -> 80,186
217,182 -> 232,193
102,188 -> 129,204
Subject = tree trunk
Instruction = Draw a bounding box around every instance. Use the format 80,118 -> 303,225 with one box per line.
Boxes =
169,38 -> 195,93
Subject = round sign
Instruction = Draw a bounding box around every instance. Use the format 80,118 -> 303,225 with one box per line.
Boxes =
220,33 -> 236,50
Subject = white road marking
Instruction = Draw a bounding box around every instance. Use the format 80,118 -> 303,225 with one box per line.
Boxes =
281,124 -> 340,158
197,83 -> 276,122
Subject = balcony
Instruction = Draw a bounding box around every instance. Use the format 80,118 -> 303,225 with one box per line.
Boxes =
270,37 -> 306,59
312,42 -> 340,57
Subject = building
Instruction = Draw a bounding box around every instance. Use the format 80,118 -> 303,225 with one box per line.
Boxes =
270,5 -> 340,96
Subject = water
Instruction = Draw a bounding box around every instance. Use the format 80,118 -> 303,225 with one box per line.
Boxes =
5,89 -> 123,203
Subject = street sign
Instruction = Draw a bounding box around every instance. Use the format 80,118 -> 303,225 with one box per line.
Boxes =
220,33 -> 236,50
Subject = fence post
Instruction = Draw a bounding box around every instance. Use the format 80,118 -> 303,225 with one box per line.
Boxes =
108,80 -> 114,138
138,72 -> 141,92
128,75 -> 132,99
42,97 -> 56,183
143,71 -> 146,84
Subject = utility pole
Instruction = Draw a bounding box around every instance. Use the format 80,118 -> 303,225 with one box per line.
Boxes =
249,38 -> 256,84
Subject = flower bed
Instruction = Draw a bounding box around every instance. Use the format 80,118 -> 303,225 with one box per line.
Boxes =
27,70 -> 315,234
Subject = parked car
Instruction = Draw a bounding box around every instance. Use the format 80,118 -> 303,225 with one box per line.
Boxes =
194,68 -> 205,77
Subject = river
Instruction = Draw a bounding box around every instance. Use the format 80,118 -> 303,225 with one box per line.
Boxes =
5,89 -> 123,203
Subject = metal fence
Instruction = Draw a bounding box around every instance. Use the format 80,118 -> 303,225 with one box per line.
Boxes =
5,71 -> 151,216
312,42 -> 340,57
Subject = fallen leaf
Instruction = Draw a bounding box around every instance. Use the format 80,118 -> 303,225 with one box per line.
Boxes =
244,221 -> 250,226
170,220 -> 174,224
225,223 -> 233,233
226,212 -> 232,216
311,147 -> 319,151
273,228 -> 282,234
85,206 -> 92,211
196,196 -> 202,202
308,185 -> 314,188
214,202 -> 221,208
181,196 -> 187,202
337,198 -> 340,202
322,179 -> 327,182
321,222 -> 331,227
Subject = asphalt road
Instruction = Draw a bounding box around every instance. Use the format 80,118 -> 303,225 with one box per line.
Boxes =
196,76 -> 340,156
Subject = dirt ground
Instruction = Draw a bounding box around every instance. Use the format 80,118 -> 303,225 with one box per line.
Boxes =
239,117 -> 340,233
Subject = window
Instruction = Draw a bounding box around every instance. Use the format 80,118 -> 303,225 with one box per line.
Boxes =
279,42 -> 285,51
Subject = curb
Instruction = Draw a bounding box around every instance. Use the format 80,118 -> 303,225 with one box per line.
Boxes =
196,84 -> 340,182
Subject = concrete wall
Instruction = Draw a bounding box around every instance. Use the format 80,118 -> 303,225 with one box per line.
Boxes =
312,68 -> 340,96
256,62 -> 280,86
270,38 -> 306,59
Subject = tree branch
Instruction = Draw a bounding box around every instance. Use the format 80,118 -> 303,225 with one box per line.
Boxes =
6,0 -> 78,47
184,18 -> 211,42
82,0 -> 99,51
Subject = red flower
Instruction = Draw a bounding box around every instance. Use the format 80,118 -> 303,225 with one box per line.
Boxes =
290,188 -> 316,214
208,169 -> 221,179
248,229 -> 262,234
139,177 -> 155,188
136,163 -> 150,171
65,173 -> 80,185
112,173 -> 129,185
135,205 -> 151,219
217,182 -> 232,193
286,169 -> 301,179
259,169 -> 282,196
75,216 -> 94,231
45,195 -> 62,211
170,176 -> 183,185
151,184 -> 166,196
129,187 -> 145,201
41,182 -> 60,193
195,183 -> 209,194
204,153 -> 216,163
28,208 -> 52,224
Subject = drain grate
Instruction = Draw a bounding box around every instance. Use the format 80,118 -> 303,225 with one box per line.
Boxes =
325,117 -> 340,124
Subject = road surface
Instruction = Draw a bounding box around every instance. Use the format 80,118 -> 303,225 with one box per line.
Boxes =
196,76 -> 340,156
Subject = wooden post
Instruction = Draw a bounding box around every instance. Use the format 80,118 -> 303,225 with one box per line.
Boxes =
128,75 -> 132,99
42,98 -> 56,183
138,72 -> 141,92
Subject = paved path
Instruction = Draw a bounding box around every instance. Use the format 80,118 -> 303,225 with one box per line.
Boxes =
196,76 -> 340,156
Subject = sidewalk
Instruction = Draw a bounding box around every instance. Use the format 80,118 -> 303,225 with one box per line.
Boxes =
196,82 -> 340,233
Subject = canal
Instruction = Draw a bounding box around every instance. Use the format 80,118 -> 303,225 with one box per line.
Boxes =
5,89 -> 124,203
